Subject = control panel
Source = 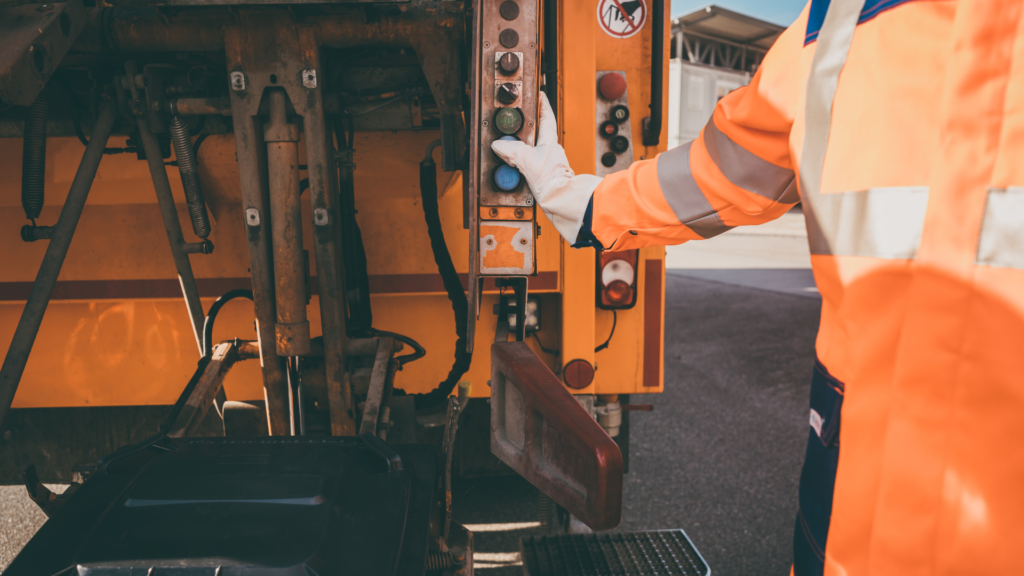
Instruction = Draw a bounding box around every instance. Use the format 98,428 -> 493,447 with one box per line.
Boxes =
473,0 -> 541,279
595,71 -> 634,176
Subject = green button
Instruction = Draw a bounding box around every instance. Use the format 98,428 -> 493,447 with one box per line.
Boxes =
494,108 -> 524,135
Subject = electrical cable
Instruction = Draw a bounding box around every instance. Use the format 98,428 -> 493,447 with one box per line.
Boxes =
594,310 -> 617,352
529,310 -> 617,355
414,139 -> 472,408
202,289 -> 254,358
368,328 -> 426,368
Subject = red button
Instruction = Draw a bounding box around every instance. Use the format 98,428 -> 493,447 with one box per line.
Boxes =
599,72 -> 626,101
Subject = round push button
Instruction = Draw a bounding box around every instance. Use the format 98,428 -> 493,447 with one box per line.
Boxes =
499,1 -> 520,20
611,135 -> 630,154
611,104 -> 630,123
493,164 -> 522,191
600,120 -> 618,138
493,107 -> 524,134
499,28 -> 520,49
599,72 -> 626,101
601,152 -> 617,168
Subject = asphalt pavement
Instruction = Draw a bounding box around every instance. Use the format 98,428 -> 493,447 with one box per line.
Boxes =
0,210 -> 820,575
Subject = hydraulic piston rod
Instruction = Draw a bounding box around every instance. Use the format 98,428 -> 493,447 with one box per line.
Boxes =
0,99 -> 117,430
265,88 -> 311,357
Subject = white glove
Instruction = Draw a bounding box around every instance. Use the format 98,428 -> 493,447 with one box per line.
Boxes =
491,92 -> 603,244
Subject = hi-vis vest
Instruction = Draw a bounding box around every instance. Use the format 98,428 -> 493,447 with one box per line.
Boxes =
590,0 -> 1024,574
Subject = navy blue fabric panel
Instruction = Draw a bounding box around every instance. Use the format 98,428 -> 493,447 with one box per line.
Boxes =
571,196 -> 604,250
805,0 -> 921,45
792,359 -> 845,576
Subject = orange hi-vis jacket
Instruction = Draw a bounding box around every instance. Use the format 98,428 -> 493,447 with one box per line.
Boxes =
588,0 -> 1024,574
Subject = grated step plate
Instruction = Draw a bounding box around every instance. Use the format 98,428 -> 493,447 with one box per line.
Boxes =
520,530 -> 710,576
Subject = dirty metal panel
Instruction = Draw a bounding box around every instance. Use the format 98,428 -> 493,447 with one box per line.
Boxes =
490,341 -> 623,530
0,0 -> 87,107
595,70 -> 635,177
480,221 -> 535,276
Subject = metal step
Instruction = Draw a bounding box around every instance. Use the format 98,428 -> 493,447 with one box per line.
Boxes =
520,530 -> 710,576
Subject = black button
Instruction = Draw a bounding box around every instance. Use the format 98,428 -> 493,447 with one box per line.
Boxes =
497,82 -> 520,105
611,135 -> 629,154
611,104 -> 630,123
600,121 -> 618,138
499,29 -> 520,48
499,1 -> 520,20
498,52 -> 520,75
601,152 -> 617,168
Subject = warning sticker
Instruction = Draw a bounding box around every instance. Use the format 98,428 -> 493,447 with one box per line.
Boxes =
597,0 -> 647,39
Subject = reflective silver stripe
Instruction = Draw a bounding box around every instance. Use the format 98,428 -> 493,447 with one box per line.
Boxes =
704,118 -> 798,203
657,141 -> 734,239
808,187 -> 929,258
977,187 -> 1024,269
799,0 -> 932,259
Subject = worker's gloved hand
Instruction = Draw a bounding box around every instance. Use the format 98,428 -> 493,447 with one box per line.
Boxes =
491,92 -> 603,244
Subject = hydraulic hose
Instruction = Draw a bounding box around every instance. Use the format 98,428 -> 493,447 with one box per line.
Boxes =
169,116 -> 211,239
202,289 -> 254,358
416,140 -> 472,408
21,90 -> 47,222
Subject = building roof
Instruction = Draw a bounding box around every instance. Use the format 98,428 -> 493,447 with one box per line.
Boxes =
674,5 -> 785,50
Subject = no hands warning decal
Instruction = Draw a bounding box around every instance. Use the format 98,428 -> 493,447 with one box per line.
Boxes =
597,0 -> 647,39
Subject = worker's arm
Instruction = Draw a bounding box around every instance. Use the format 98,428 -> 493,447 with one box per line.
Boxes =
492,6 -> 808,251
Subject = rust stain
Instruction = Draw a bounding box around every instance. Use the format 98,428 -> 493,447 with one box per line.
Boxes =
481,224 -> 526,270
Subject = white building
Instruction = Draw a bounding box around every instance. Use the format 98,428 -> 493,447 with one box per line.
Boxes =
668,6 -> 784,148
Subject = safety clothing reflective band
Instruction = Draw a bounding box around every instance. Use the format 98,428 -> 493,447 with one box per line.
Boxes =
806,187 -> 928,259
977,187 -> 1024,270
798,0 -> 930,259
704,119 -> 800,204
656,141 -> 733,239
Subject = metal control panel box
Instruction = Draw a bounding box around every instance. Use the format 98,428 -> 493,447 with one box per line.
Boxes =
470,0 -> 541,282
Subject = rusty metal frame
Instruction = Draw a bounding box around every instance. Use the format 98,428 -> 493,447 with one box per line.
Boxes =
167,341 -> 239,438
225,13 -> 354,436
358,336 -> 396,436
0,0 -> 87,107
490,341 -> 623,530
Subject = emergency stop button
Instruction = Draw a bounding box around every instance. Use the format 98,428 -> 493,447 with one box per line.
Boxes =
599,73 -> 626,101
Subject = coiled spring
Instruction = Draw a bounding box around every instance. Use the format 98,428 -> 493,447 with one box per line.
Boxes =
21,90 -> 47,222
169,116 -> 211,239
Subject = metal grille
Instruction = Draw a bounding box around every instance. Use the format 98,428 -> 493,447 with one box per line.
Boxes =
520,530 -> 710,576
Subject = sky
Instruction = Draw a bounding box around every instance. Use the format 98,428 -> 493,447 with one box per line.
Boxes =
671,0 -> 805,26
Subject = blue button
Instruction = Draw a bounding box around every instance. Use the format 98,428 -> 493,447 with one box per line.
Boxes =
493,164 -> 522,191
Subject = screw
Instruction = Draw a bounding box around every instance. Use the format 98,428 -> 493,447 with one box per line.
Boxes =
514,208 -> 524,218
520,238 -> 528,245
483,120 -> 489,127
486,238 -> 494,245
489,208 -> 499,217
484,42 -> 491,48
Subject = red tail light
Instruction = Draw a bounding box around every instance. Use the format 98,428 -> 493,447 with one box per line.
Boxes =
596,250 -> 639,309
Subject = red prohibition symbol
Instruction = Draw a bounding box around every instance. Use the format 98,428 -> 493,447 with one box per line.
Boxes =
598,0 -> 647,39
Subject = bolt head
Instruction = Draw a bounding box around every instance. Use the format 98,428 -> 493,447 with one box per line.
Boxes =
489,208 -> 499,217
520,238 -> 528,245
514,208 -> 524,218
230,71 -> 246,91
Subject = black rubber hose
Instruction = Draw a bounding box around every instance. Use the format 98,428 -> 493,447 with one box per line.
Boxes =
169,116 -> 212,239
416,140 -> 472,408
202,289 -> 254,358
21,90 -> 47,222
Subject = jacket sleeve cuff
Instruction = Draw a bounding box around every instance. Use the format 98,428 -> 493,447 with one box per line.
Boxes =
571,196 -> 603,250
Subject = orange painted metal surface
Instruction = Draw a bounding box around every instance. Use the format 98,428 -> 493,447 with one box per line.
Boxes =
0,0 -> 669,408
